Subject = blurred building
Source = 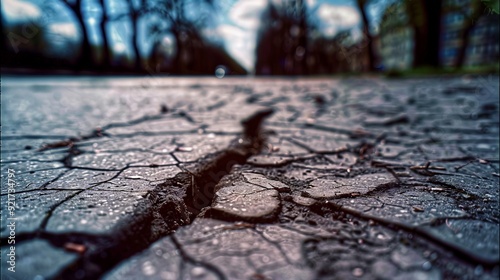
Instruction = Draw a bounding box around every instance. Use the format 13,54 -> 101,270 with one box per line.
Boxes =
379,0 -> 499,69
378,1 -> 414,70
440,0 -> 500,67
465,15 -> 500,66
254,0 -> 309,75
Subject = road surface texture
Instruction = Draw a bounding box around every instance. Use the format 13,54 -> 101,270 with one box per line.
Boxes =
1,76 -> 499,280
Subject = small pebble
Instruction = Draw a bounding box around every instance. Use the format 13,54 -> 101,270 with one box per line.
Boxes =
352,267 -> 364,277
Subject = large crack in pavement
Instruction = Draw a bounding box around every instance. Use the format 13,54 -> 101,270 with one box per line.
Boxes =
310,199 -> 500,267
3,78 -> 498,279
48,108 -> 274,280
148,108 -> 274,238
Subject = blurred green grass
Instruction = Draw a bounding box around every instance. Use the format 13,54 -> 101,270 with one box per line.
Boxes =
384,64 -> 500,78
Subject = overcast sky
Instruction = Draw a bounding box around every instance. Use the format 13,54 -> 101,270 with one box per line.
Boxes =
2,0 -> 392,71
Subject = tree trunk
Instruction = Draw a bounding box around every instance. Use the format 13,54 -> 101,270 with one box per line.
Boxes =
412,25 -> 428,67
171,28 -> 183,74
126,0 -> 142,72
1,17 -> 5,51
426,0 -> 442,67
131,14 -> 142,71
356,0 -> 375,71
407,0 -> 442,68
66,0 -> 93,70
98,0 -> 110,69
75,15 -> 92,69
297,0 -> 308,75
455,23 -> 474,67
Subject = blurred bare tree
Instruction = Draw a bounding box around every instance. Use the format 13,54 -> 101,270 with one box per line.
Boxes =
162,0 -> 214,73
354,0 -> 376,71
125,0 -> 147,71
144,0 -> 246,74
98,0 -> 111,68
60,0 -> 94,68
255,0 -> 310,75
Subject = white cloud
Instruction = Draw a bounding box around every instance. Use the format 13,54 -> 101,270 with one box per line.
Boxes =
217,24 -> 256,71
317,4 -> 360,29
229,0 -> 267,30
48,23 -> 78,40
218,24 -> 245,40
222,0 -> 269,71
114,42 -> 127,54
306,0 -> 317,8
2,0 -> 41,22
323,26 -> 338,37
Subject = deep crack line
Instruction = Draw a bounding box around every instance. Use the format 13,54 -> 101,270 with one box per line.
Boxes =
39,190 -> 85,230
183,108 -> 274,215
46,108 -> 274,280
312,200 -> 499,267
147,108 -> 275,237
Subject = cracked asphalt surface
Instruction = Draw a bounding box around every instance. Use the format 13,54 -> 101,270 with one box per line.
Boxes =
1,76 -> 499,280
